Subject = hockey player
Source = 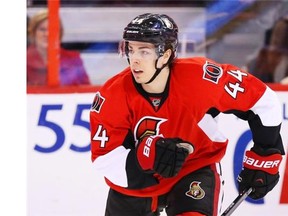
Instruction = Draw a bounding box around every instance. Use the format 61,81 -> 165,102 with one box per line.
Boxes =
90,13 -> 285,216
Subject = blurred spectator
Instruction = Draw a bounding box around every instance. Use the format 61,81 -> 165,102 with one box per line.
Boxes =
246,15 -> 288,83
27,10 -> 90,86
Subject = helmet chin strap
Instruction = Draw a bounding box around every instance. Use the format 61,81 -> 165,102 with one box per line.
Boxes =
126,57 -> 166,84
145,59 -> 169,84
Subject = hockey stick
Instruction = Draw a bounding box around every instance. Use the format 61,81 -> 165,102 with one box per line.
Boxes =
221,187 -> 253,216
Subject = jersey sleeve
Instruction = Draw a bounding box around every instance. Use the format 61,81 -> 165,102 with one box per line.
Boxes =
89,73 -> 158,188
214,62 -> 284,154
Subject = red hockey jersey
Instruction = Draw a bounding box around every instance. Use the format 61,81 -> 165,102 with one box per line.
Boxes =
90,57 -> 283,198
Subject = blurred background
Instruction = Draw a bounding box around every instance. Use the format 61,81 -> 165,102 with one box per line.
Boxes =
27,0 -> 288,86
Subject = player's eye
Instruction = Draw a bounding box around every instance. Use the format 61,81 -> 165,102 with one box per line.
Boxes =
140,50 -> 149,55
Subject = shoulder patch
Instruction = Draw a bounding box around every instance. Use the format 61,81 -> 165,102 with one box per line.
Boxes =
91,91 -> 105,113
202,61 -> 223,84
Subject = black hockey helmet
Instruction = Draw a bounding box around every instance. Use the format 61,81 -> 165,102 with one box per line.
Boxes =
123,13 -> 178,57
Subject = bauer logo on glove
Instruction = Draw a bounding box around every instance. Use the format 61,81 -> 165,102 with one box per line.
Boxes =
243,150 -> 282,174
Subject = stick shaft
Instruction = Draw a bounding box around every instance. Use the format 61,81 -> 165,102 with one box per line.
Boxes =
221,187 -> 253,216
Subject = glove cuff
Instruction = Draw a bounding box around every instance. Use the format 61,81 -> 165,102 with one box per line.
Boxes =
136,135 -> 163,171
243,150 -> 282,175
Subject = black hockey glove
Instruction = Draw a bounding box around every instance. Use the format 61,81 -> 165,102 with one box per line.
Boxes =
237,146 -> 282,200
136,135 -> 194,178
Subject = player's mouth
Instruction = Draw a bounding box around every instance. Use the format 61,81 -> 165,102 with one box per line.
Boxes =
132,69 -> 143,74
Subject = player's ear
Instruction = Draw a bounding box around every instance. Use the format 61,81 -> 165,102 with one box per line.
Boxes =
162,49 -> 172,65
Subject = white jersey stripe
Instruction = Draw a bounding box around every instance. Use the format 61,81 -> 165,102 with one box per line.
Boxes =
93,146 -> 130,187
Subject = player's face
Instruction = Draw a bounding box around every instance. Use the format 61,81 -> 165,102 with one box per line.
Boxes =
127,41 -> 159,84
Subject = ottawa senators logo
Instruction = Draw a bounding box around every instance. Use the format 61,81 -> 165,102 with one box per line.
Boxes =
91,92 -> 105,113
134,116 -> 167,145
203,61 -> 223,84
185,181 -> 205,200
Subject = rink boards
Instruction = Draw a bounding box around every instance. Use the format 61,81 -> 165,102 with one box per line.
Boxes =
27,89 -> 288,216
